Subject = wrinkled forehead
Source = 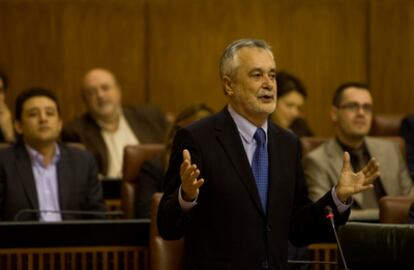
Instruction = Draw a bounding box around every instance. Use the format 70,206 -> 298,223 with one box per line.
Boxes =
233,47 -> 276,70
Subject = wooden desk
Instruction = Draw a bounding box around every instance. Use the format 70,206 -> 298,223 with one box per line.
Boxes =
0,219 -> 149,270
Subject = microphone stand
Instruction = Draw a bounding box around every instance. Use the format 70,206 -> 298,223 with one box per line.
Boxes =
325,206 -> 349,270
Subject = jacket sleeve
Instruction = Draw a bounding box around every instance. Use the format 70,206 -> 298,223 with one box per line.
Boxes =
157,128 -> 200,240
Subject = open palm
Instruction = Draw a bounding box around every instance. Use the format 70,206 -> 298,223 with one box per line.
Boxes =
336,152 -> 380,202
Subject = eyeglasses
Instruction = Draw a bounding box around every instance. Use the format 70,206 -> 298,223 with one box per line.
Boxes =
337,102 -> 373,113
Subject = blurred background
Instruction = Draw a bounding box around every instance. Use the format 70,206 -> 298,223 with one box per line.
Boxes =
1,0 -> 413,136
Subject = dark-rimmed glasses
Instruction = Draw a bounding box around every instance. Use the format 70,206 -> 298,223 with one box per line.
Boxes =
337,102 -> 373,113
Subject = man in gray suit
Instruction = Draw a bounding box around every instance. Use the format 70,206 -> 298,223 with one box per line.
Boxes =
303,82 -> 414,221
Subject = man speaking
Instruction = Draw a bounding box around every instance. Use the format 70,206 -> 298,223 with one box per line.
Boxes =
157,39 -> 379,270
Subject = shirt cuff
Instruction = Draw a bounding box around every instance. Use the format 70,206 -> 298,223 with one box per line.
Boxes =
331,186 -> 352,214
178,185 -> 198,211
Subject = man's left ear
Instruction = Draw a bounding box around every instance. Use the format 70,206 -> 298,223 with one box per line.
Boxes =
223,75 -> 234,96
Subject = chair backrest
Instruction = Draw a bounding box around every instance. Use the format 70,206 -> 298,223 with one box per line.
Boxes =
339,222 -> 414,268
121,144 -> 165,219
150,192 -> 183,270
370,114 -> 404,136
379,195 -> 414,224
300,137 -> 328,156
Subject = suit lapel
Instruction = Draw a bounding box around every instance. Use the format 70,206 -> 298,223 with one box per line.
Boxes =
365,137 -> 394,194
215,109 -> 264,215
16,145 -> 39,210
266,124 -> 283,214
84,114 -> 108,175
57,146 -> 72,211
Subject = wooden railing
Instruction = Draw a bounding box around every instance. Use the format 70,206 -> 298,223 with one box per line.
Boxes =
0,246 -> 147,270
308,243 -> 338,270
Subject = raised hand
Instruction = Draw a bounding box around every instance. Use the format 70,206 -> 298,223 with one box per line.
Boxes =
335,152 -> 380,202
180,149 -> 204,201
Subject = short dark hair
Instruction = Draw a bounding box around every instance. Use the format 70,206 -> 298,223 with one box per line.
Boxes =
276,71 -> 307,98
15,88 -> 60,121
332,82 -> 369,106
0,71 -> 8,92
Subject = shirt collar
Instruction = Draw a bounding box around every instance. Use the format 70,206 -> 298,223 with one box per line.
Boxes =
227,105 -> 268,144
26,143 -> 61,168
335,137 -> 368,153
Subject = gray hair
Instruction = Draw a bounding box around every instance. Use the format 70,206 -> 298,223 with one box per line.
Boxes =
219,38 -> 272,79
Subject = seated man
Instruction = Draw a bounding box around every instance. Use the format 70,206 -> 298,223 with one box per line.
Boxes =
400,114 -> 414,180
62,68 -> 167,178
0,88 -> 106,221
303,82 -> 414,221
0,71 -> 15,142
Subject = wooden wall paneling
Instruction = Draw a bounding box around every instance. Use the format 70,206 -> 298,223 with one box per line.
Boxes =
147,0 -> 272,115
60,0 -> 147,121
0,0 -> 146,123
369,0 -> 414,116
0,1 -> 64,117
3,0 -> 413,132
267,0 -> 369,136
147,0 -> 368,136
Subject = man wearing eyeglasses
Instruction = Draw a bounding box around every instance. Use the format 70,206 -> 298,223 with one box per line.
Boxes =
303,82 -> 414,221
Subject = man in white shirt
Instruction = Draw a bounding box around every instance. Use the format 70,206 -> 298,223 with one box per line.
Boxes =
62,68 -> 166,178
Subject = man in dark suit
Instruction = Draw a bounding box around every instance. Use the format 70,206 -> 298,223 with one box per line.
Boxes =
0,88 -> 106,221
157,39 -> 380,270
62,68 -> 166,178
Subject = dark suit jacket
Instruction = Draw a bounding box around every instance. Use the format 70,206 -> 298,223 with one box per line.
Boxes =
157,107 -> 349,270
0,143 -> 106,221
134,157 -> 164,218
409,202 -> 414,224
400,115 -> 414,179
61,105 -> 166,176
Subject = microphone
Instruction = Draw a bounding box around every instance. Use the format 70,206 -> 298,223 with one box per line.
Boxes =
325,205 -> 349,270
14,209 -> 124,221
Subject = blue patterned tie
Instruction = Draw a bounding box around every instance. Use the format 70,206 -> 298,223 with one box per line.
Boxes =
252,128 -> 269,213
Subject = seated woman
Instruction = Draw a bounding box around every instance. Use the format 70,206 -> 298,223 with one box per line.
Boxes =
271,71 -> 313,137
134,103 -> 214,218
